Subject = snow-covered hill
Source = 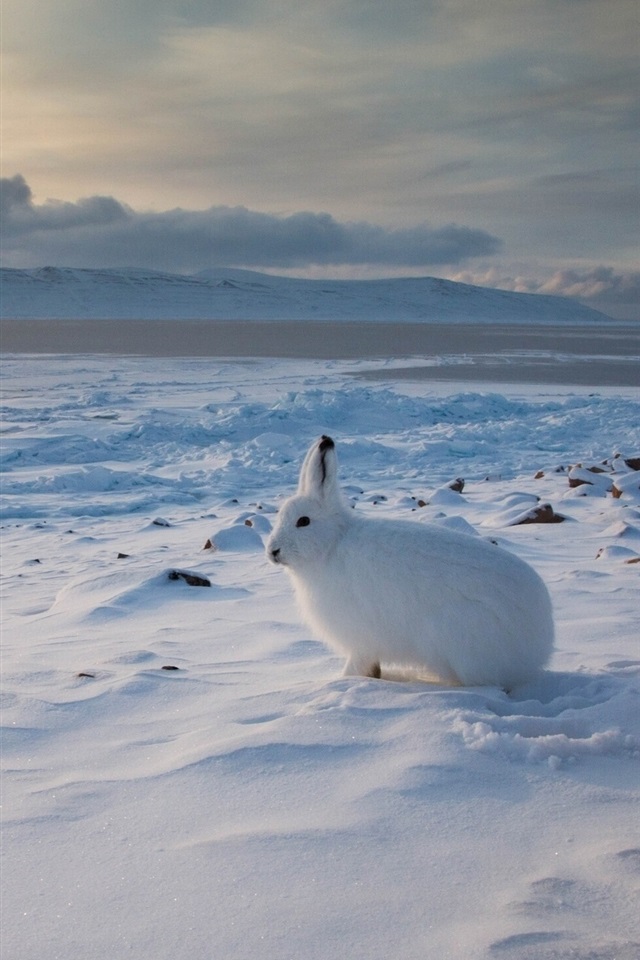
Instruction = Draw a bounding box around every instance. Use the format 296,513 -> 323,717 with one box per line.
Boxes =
0,265 -> 614,323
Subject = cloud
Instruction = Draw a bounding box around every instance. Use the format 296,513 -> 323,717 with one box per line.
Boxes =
536,267 -> 637,301
2,2 -> 637,293
0,175 -> 501,271
448,266 -> 640,321
537,268 -> 640,320
2,175 -> 129,233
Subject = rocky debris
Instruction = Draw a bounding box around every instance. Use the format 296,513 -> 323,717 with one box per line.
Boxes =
388,483 -> 464,510
246,501 -> 277,514
204,521 -> 265,552
595,544 -> 639,562
482,493 -> 565,527
167,569 -> 211,587
364,493 -> 388,505
568,465 -> 614,491
236,512 -> 273,534
426,480 -> 467,508
391,495 -> 422,509
513,502 -> 565,524
535,456 -> 640,498
533,466 -> 567,479
611,471 -> 640,500
561,455 -> 640,498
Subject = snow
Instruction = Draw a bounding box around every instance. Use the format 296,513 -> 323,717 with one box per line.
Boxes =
2,344 -> 640,960
0,265 -> 616,323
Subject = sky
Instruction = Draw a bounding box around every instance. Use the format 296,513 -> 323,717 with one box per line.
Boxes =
1,0 -> 638,318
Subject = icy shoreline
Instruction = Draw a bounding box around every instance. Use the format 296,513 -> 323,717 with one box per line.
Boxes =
1,318 -> 638,388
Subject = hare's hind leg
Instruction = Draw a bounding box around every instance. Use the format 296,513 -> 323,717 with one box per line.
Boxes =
343,656 -> 381,679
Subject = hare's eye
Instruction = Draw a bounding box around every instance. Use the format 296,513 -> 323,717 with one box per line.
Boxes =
296,516 -> 311,528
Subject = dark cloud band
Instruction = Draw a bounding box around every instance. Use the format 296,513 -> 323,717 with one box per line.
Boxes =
1,175 -> 500,271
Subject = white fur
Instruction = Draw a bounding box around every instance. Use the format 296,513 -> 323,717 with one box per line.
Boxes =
266,436 -> 554,687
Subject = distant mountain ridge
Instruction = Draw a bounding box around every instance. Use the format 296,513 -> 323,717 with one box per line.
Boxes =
0,265 -> 614,324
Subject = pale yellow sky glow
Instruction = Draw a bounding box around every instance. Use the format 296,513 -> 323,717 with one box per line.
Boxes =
2,0 -> 638,316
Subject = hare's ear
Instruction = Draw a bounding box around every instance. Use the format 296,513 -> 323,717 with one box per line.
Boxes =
298,435 -> 339,501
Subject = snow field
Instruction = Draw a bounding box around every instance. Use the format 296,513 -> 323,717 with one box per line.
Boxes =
2,354 -> 639,960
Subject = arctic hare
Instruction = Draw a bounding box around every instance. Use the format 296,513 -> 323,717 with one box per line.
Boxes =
266,435 -> 554,687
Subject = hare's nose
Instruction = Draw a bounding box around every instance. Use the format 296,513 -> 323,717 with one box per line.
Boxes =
269,547 -> 281,563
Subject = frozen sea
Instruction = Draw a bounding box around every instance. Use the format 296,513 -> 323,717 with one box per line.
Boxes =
1,319 -> 639,960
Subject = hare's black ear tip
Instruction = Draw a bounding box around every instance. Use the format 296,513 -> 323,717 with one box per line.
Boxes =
319,435 -> 335,451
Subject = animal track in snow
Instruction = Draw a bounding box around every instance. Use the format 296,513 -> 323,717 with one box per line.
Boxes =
453,672 -> 639,766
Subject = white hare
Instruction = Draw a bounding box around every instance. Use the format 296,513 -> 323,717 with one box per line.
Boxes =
266,435 -> 554,687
